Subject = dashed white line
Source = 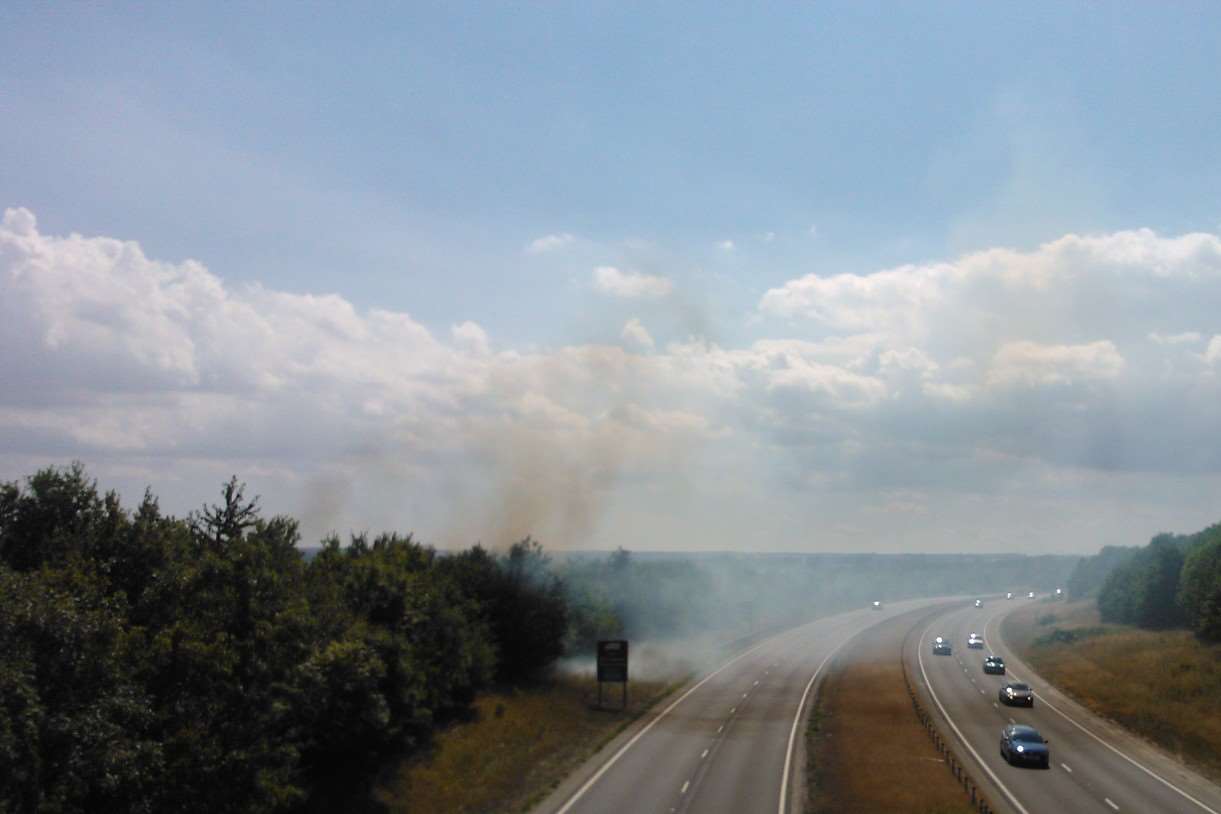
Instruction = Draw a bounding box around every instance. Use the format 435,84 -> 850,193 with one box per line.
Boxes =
701,748 -> 709,759
742,692 -> 749,698
717,725 -> 723,733
681,780 -> 690,795
754,680 -> 760,686
1105,798 -> 1119,810
1061,763 -> 1073,773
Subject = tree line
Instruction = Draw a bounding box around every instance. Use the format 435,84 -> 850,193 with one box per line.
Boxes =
1078,521 -> 1221,640
0,465 -> 568,813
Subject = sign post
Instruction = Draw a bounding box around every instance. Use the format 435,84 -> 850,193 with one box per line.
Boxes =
596,639 -> 629,710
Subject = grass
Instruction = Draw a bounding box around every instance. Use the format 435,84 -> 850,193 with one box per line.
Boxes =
1003,600 -> 1221,781
373,674 -> 676,814
806,655 -> 976,814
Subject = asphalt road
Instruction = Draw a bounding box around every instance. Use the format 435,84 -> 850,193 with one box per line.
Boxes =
533,597 -> 954,814
908,599 -> 1221,814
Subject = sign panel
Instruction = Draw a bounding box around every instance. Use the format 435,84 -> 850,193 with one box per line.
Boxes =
597,639 -> 629,683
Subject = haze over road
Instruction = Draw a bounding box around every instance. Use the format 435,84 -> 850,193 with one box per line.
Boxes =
539,598 -> 1221,814
535,599 -> 953,814
910,600 -> 1221,814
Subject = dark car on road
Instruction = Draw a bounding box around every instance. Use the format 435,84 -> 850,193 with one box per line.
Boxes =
932,636 -> 952,655
1000,724 -> 1049,768
983,655 -> 1005,674
999,682 -> 1033,707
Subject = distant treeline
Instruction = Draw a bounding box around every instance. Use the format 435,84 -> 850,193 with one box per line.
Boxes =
1,464 -> 1081,813
1078,522 -> 1221,640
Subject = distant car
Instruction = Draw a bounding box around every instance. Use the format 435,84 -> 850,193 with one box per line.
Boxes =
872,600 -> 882,610
967,633 -> 984,649
1027,591 -> 1036,599
999,682 -> 1034,707
974,599 -> 983,608
932,636 -> 952,655
1006,592 -> 1014,600
1055,588 -> 1062,597
983,655 -> 1005,674
1000,724 -> 1049,768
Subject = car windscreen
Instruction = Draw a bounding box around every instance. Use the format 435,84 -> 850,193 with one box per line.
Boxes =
1010,684 -> 1029,691
1014,730 -> 1043,742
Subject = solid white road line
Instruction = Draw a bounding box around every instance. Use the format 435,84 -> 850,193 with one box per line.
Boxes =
701,749 -> 708,759
918,617 -> 1031,814
554,616 -> 815,814
985,611 -> 1221,814
777,621 -> 865,814
680,781 -> 690,795
1105,797 -> 1119,810
1061,763 -> 1073,773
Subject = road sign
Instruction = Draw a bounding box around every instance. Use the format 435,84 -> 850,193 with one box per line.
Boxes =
597,640 -> 629,683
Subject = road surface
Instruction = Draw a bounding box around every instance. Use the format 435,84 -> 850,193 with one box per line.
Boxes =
908,598 -> 1221,814
534,598 -> 953,814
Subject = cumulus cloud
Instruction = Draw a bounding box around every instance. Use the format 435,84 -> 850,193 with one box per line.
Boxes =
5,208 -> 1221,553
717,240 -> 735,251
592,266 -> 673,299
621,318 -> 655,350
526,233 -> 575,253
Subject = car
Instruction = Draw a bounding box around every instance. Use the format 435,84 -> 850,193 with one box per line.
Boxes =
1006,592 -> 1014,600
983,655 -> 1005,674
872,600 -> 882,610
1027,591 -> 1035,599
1000,724 -> 1049,768
932,636 -> 952,655
1055,588 -> 1062,597
999,682 -> 1034,707
974,599 -> 983,608
967,632 -> 984,649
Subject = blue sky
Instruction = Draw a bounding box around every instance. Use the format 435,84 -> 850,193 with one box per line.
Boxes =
3,4 -> 1221,552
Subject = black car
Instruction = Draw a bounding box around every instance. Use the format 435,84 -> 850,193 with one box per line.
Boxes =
932,636 -> 952,655
1000,724 -> 1049,768
983,655 -> 1005,675
999,682 -> 1033,707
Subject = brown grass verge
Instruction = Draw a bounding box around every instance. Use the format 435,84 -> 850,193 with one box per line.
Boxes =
373,675 -> 676,814
807,635 -> 977,814
1003,600 -> 1221,783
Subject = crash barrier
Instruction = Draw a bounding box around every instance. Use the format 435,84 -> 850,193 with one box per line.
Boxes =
902,658 -> 997,814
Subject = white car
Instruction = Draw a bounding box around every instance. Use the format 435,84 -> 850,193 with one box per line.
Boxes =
872,600 -> 882,610
1027,591 -> 1036,599
968,632 -> 984,649
974,599 -> 983,608
1006,592 -> 1014,600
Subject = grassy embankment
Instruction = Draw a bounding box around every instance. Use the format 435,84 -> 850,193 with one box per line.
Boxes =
806,644 -> 975,813
1003,600 -> 1221,782
374,674 -> 675,814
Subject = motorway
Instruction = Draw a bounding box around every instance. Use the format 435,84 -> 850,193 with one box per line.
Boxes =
533,597 -> 953,814
908,599 -> 1221,814
536,597 -> 1221,814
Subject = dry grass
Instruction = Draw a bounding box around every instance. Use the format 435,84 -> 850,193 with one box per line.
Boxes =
374,675 -> 674,814
1003,600 -> 1221,781
808,656 -> 975,814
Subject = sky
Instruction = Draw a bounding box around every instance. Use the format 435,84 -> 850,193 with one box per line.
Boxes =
2,2 -> 1221,554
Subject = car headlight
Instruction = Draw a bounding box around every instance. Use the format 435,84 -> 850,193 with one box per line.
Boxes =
1016,745 -> 1024,752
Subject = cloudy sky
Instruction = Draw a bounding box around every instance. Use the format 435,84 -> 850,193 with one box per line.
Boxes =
3,3 -> 1221,554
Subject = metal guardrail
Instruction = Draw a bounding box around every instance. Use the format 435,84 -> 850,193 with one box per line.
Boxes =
902,656 -> 998,814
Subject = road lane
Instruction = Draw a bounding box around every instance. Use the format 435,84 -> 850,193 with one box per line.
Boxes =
535,597 -> 956,814
909,599 -> 1221,814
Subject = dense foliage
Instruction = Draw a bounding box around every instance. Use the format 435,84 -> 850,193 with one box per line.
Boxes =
1065,545 -> 1140,599
0,465 -> 565,813
1094,522 -> 1221,640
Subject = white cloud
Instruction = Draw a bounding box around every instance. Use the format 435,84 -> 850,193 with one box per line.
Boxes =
1148,331 -> 1202,345
621,318 -> 655,350
5,207 -> 1221,554
526,233 -> 575,254
808,224 -> 818,237
987,340 -> 1125,387
592,266 -> 673,299
717,240 -> 735,251
763,231 -> 776,243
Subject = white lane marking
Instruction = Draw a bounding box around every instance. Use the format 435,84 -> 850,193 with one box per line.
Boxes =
993,703 -> 999,709
777,619 -> 869,814
681,780 -> 690,794
701,748 -> 709,759
717,725 -> 723,733
1009,717 -> 1016,724
979,689 -> 986,695
1105,798 -> 1119,810
986,612 -> 1221,814
554,616 -> 811,814
918,618 -> 1031,814
754,680 -> 760,686
1061,763 -> 1073,773
742,692 -> 749,698
731,707 -> 736,714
